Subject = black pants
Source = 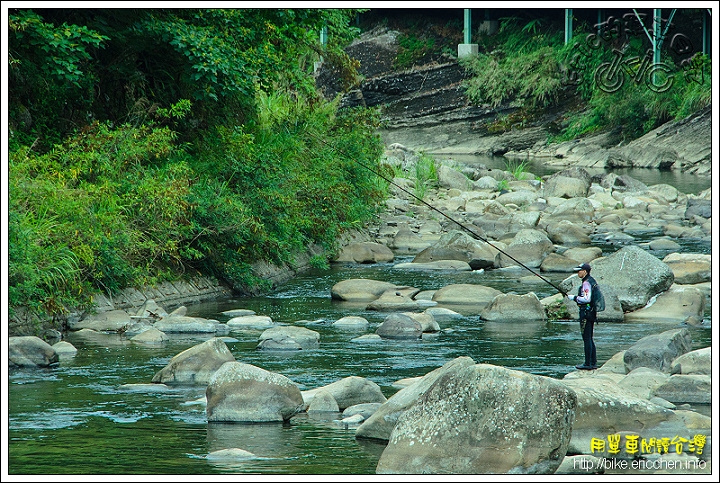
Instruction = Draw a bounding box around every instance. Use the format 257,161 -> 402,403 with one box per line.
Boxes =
580,313 -> 597,367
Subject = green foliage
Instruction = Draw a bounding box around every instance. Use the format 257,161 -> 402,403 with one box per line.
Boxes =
8,10 -> 110,149
8,8 -> 365,150
463,45 -> 563,109
463,15 -> 711,142
9,91 -> 386,318
187,92 -> 386,291
553,47 -> 712,142
395,33 -> 436,69
546,301 -> 571,321
504,159 -> 531,180
413,153 -> 438,200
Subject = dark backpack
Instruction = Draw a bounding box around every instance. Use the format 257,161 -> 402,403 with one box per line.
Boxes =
591,281 -> 606,312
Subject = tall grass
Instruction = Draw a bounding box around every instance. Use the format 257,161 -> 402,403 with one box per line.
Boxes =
413,153 -> 438,200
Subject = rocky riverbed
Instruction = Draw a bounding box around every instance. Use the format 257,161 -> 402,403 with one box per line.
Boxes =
10,145 -> 713,473
9,22 -> 713,475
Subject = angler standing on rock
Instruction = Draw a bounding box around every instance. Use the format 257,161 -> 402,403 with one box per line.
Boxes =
567,262 -> 597,370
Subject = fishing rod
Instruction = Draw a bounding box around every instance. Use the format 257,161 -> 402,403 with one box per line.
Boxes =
303,130 -> 568,297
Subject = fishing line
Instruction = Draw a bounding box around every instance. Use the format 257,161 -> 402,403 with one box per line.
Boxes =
307,131 -> 568,296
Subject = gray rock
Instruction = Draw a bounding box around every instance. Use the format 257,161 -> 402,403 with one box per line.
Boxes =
479,292 -> 547,322
366,286 -> 422,312
226,315 -> 275,330
70,309 -> 133,332
330,279 -> 397,302
494,228 -> 554,269
662,253 -> 711,284
376,363 -> 576,474
152,337 -> 235,385
651,374 -> 711,404
623,285 -> 705,324
130,327 -> 168,344
623,328 -> 692,373
412,230 -> 499,270
356,356 -> 475,441
671,346 -> 711,375
9,336 -> 59,367
332,316 -> 369,330
257,326 -> 320,350
342,402 -> 382,420
302,376 -> 387,411
562,245 -> 675,312
334,242 -> 394,264
51,340 -> 78,357
206,362 -> 304,422
154,315 -> 218,333
375,313 -> 422,340
306,390 -> 339,413
560,376 -> 674,455
431,283 -> 502,307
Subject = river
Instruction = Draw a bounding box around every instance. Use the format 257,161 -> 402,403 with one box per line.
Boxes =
6,165 -> 713,476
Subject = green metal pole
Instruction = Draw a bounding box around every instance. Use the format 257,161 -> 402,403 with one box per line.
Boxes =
703,9 -> 710,55
565,9 -> 573,44
464,9 -> 472,44
653,9 -> 661,85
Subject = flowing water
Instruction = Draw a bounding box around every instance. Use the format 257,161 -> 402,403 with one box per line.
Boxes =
7,166 -> 713,476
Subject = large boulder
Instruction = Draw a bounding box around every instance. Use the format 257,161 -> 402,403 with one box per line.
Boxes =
495,189 -> 538,207
559,375 -> 675,456
670,347 -> 711,375
393,260 -> 472,271
561,245 -> 675,312
376,364 -> 577,474
651,375 -> 711,404
544,198 -> 596,224
495,229 -> 554,269
151,337 -> 236,385
412,230 -> 499,270
375,313 -> 422,340
306,390 -> 339,413
479,292 -> 547,322
332,316 -> 369,330
437,164 -> 472,190
257,326 -> 320,350
9,336 -> 59,367
302,376 -> 387,411
154,315 -> 218,333
431,283 -> 502,307
401,311 -> 440,333
544,220 -> 592,245
69,309 -> 133,332
623,328 -> 692,373
226,315 -> 276,330
390,223 -> 432,253
623,285 -> 705,324
334,242 -> 395,264
366,286 -> 423,312
661,253 -> 711,284
356,356 -> 476,441
542,173 -> 590,199
130,327 -> 168,344
206,362 -> 304,422
616,367 -> 670,400
330,279 -> 397,302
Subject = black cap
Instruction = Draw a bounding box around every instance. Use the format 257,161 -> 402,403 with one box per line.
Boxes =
574,262 -> 591,272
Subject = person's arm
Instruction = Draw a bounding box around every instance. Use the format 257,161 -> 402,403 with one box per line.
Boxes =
575,280 -> 592,304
